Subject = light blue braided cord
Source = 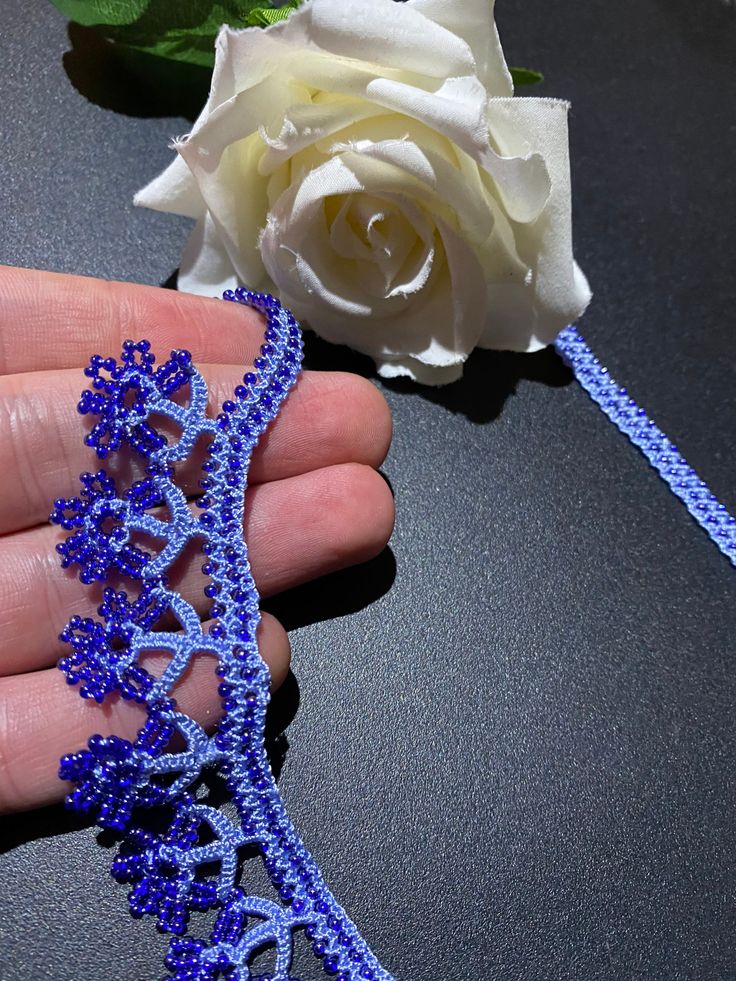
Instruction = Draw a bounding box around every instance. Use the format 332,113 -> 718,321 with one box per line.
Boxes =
554,325 -> 736,567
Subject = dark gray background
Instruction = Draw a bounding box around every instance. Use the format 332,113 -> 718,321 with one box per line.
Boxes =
1,1 -> 735,979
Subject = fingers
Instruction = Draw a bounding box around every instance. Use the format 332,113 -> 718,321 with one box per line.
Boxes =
0,266 -> 271,375
0,462 -> 395,676
0,264 -> 398,819
0,365 -> 392,534
0,612 -> 291,814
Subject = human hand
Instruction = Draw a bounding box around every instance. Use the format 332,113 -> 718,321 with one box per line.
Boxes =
0,266 -> 393,813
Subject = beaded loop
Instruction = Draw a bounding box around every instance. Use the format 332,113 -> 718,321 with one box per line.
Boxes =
51,290 -> 394,981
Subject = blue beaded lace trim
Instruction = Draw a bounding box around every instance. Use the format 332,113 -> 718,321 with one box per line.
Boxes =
51,298 -> 733,980
51,289 -> 394,981
555,326 -> 736,567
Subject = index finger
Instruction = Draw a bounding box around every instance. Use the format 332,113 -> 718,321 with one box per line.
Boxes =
0,266 -> 269,375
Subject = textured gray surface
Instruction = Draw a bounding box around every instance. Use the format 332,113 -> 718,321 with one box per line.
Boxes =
1,1 -> 735,979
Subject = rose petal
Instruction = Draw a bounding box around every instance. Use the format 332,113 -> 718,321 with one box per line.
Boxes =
258,96 -> 387,175
261,151 -> 487,370
327,193 -> 436,299
377,357 -> 464,386
340,139 -> 496,245
261,153 -> 438,320
328,195 -> 434,299
411,0 -> 513,96
133,153 -> 204,220
292,0 -> 476,79
480,98 -> 592,350
177,213 -> 239,298
366,76 -> 551,223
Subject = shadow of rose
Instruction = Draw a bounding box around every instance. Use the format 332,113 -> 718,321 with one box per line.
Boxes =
62,22 -> 210,121
301,329 -> 574,425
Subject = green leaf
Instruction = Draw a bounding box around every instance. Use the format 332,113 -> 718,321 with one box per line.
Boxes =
48,0 -> 149,26
510,66 -> 544,87
244,1 -> 300,27
48,0 -> 304,68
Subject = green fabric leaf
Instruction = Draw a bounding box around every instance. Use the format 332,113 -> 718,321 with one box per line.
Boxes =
48,0 -> 304,67
48,0 -> 150,26
245,1 -> 299,27
510,66 -> 544,87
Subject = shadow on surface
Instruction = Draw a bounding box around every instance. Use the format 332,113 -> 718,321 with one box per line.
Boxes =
161,269 -> 180,290
63,23 -> 210,121
382,345 -> 573,423
301,331 -> 377,378
303,330 -> 573,424
262,547 -> 396,631
265,669 -> 301,780
0,802 -> 87,856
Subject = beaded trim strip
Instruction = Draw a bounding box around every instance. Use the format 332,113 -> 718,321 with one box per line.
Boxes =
555,326 -> 736,566
51,289 -> 394,981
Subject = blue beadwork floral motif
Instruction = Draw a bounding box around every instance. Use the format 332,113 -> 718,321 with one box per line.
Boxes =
51,290 -> 394,981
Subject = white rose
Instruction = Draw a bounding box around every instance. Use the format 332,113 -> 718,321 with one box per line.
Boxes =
135,0 -> 591,384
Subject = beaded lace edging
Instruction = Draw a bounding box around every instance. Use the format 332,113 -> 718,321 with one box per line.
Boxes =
51,289 -> 394,981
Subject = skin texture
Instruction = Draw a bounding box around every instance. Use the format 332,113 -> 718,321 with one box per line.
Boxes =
0,266 -> 394,813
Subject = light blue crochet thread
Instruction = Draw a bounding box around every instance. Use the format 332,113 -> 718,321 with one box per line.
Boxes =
51,288 -> 394,981
554,325 -> 736,567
